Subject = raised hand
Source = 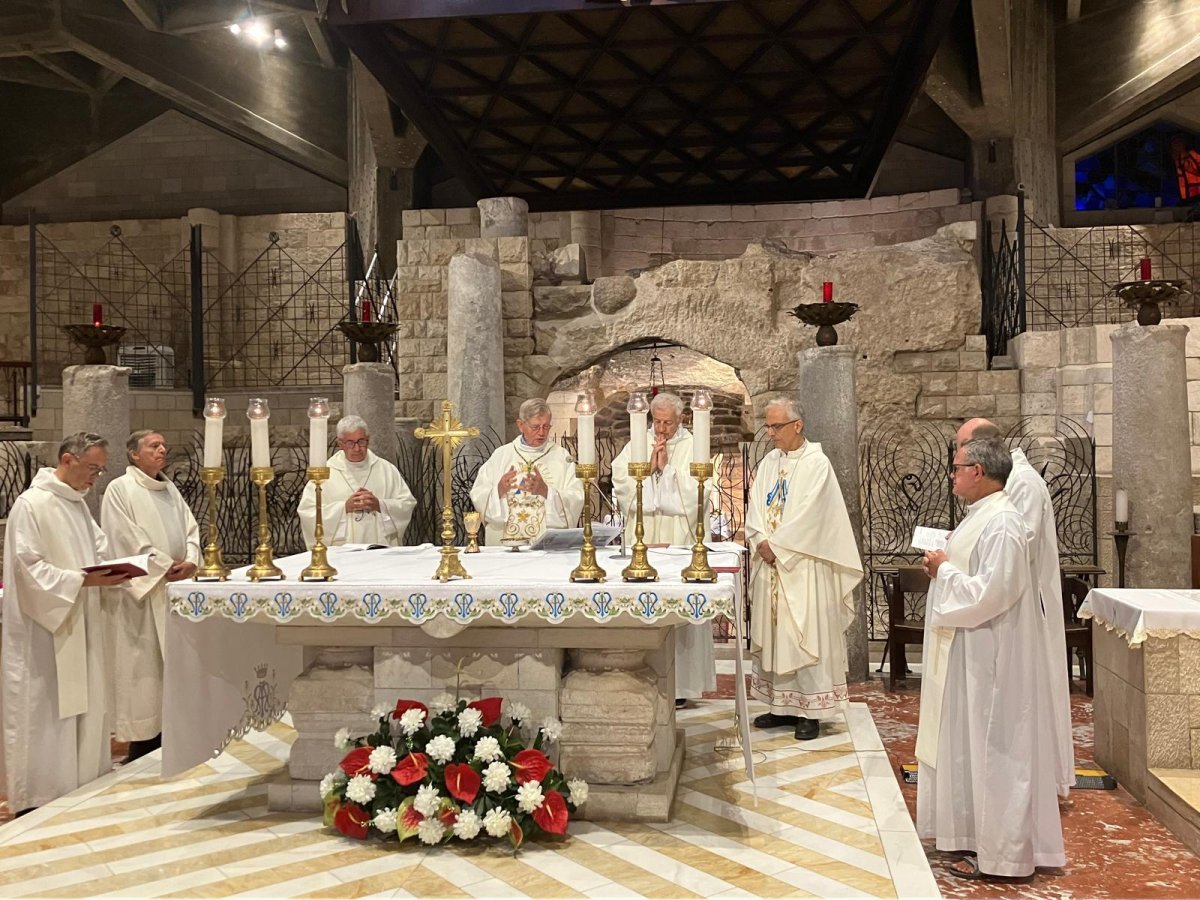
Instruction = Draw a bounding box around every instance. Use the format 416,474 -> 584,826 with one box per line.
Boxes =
524,467 -> 549,497
498,466 -> 519,497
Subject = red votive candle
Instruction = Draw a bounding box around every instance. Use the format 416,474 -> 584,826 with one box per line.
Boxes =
362,299 -> 373,323
92,303 -> 103,326
1140,257 -> 1152,281
822,281 -> 833,303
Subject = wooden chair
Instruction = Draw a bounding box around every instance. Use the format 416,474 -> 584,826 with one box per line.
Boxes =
884,565 -> 930,690
1061,574 -> 1093,696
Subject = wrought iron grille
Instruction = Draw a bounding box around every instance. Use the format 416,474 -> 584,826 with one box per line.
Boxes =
0,441 -> 38,520
981,197 -> 1025,359
0,363 -> 31,427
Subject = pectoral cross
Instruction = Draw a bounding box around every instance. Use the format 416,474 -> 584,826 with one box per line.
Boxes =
415,400 -> 480,582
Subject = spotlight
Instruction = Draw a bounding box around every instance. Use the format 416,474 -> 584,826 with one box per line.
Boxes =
228,22 -> 241,34
273,28 -> 286,49
245,19 -> 269,45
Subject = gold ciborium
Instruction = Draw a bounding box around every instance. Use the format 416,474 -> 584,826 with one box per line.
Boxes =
681,462 -> 717,583
195,466 -> 231,581
247,466 -> 284,581
300,466 -> 338,581
622,461 -> 659,582
570,462 -> 606,583
464,511 -> 482,553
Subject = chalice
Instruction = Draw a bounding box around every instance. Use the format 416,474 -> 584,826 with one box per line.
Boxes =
464,511 -> 482,553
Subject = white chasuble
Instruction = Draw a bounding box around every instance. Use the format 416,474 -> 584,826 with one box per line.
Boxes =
1,468 -> 112,810
915,491 -> 1065,877
297,451 -> 416,548
469,439 -> 584,546
1007,448 -> 1074,798
612,430 -> 716,700
101,466 -> 200,741
745,442 -> 863,718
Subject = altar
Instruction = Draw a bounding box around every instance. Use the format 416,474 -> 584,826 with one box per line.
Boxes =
165,542 -> 744,822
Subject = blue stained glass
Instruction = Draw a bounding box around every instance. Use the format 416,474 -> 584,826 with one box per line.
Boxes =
1074,122 -> 1200,212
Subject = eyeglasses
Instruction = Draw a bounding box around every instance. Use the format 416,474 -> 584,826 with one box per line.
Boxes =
67,455 -> 104,475
948,463 -> 979,477
765,419 -> 800,434
339,438 -> 369,449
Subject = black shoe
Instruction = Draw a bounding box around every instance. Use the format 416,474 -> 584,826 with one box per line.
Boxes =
753,712 -> 799,729
675,698 -> 687,710
126,733 -> 162,763
795,717 -> 820,741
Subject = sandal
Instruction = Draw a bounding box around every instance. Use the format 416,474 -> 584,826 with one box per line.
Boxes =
945,856 -> 981,880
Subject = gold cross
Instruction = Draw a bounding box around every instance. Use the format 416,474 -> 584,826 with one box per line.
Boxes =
415,400 -> 480,581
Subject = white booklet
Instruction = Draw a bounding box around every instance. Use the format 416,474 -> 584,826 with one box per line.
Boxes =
529,524 -> 623,552
910,527 -> 950,553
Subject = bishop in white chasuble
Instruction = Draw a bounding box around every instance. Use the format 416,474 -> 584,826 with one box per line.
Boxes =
101,431 -> 200,749
1,434 -> 133,811
612,392 -> 716,703
745,397 -> 862,741
469,399 -> 583,546
917,437 -> 1065,880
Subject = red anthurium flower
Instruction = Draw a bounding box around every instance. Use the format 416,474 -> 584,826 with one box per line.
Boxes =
532,789 -> 569,835
511,748 -> 553,784
333,802 -> 370,839
467,696 -> 503,727
391,751 -> 430,786
438,802 -> 459,829
397,797 -> 424,842
392,699 -> 429,721
339,746 -> 373,777
444,762 -> 481,805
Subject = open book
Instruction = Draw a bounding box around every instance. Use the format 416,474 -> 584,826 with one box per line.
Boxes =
529,525 -> 623,552
82,553 -> 153,578
910,527 -> 950,553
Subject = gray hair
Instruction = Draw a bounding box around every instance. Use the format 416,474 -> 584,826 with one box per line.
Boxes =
518,398 -> 551,421
765,395 -> 805,422
336,415 -> 369,438
59,431 -> 107,462
126,429 -> 162,461
961,438 -> 1012,483
650,392 -> 684,417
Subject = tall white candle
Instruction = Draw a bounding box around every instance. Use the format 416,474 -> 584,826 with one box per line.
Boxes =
202,397 -> 226,468
578,414 -> 596,465
307,397 -> 329,468
691,408 -> 710,464
1115,489 -> 1129,523
247,398 -> 271,469
630,413 -> 648,463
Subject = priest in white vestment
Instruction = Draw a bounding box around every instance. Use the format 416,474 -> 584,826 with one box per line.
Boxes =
1,433 -> 134,814
469,398 -> 584,546
612,392 -> 716,708
958,418 -> 1074,798
298,415 -> 416,549
917,437 -> 1065,880
100,430 -> 200,761
745,396 -> 863,741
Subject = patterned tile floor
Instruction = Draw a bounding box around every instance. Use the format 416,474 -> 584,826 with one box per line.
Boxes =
0,698 -> 936,898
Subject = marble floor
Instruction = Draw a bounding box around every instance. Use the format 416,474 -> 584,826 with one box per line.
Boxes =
0,699 -> 936,899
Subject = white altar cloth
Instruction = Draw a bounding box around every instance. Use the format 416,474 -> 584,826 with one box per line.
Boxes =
1080,588 -> 1200,646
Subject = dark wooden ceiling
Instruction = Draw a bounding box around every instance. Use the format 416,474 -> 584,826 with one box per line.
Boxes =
331,0 -> 959,210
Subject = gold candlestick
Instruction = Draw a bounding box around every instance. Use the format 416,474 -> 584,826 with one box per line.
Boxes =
622,461 -> 658,583
571,462 -> 606,583
682,462 -> 717,583
464,511 -> 482,553
300,466 -> 337,581
195,466 -> 230,581
247,466 -> 284,581
415,401 -> 479,582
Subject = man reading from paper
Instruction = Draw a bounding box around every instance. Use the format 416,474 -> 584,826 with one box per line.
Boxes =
298,415 -> 416,548
470,398 -> 583,546
1,433 -> 133,815
917,437 -> 1065,881
746,396 -> 862,741
957,417 -> 1074,799
101,430 -> 200,763
613,391 -> 716,709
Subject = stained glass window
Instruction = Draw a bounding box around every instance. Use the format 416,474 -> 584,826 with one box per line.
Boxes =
1074,122 -> 1200,212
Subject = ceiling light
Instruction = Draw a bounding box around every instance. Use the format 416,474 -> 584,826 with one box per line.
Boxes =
245,19 -> 269,45
273,28 -> 286,49
228,22 -> 241,34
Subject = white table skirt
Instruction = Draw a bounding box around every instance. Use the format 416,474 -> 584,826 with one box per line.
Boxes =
1080,588 -> 1200,646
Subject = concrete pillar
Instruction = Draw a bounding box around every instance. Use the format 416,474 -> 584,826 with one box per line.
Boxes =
343,362 -> 398,464
478,197 -> 529,239
447,253 -> 505,438
1112,322 -> 1192,587
63,364 -> 131,515
796,346 -> 868,682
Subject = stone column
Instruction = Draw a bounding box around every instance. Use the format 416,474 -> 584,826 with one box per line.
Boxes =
1112,322 -> 1192,587
796,346 -> 868,682
447,253 -> 506,438
63,364 -> 130,514
478,197 -> 529,239
343,362 -> 398,464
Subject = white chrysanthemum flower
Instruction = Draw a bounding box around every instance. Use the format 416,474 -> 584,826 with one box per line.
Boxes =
318,773 -> 336,799
483,807 -> 512,838
414,784 -> 442,817
482,760 -> 511,793
539,717 -> 563,743
399,707 -> 426,736
345,774 -> 377,805
333,727 -> 351,750
373,807 -> 398,834
506,701 -> 531,724
368,745 -> 397,775
452,808 -> 482,840
371,704 -> 389,720
567,778 -> 589,807
425,734 -> 456,764
473,735 -> 502,763
458,707 -> 483,738
430,692 -> 457,715
417,817 -> 445,845
516,780 -> 544,813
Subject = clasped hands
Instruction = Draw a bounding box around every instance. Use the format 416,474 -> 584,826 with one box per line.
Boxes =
651,437 -> 669,474
497,466 -> 549,498
922,549 -> 947,578
345,487 -> 381,515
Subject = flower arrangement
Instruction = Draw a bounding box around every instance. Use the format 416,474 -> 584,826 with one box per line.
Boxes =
321,694 -> 588,849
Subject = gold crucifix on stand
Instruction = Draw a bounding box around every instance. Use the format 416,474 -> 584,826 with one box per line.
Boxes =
415,400 -> 480,582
